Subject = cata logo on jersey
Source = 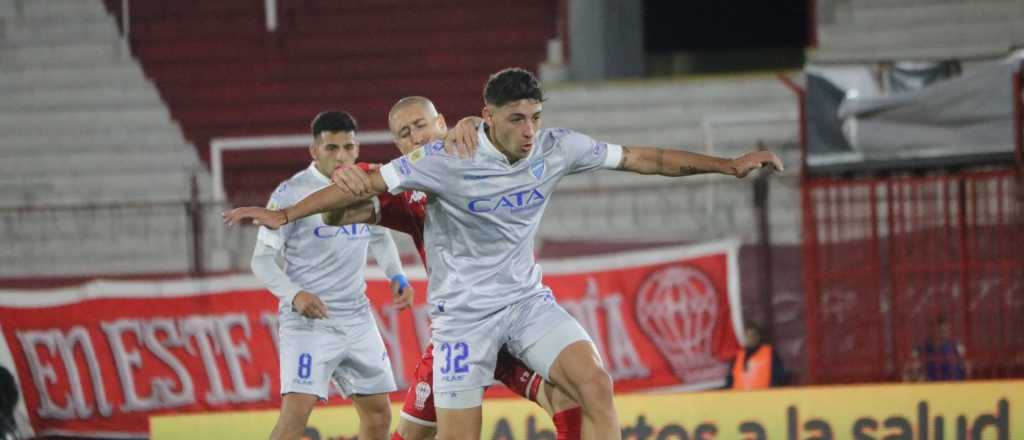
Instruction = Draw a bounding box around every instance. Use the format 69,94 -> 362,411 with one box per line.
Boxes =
467,188 -> 547,213
312,224 -> 372,239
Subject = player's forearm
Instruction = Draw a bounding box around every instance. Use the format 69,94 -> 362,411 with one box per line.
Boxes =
250,244 -> 302,304
620,146 -> 733,177
321,208 -> 348,227
369,229 -> 405,280
283,185 -> 368,224
321,200 -> 376,226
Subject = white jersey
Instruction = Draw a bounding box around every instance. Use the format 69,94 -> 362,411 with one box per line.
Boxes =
379,126 -> 621,326
258,163 -> 391,323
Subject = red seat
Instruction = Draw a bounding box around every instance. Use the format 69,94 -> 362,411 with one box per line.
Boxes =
106,0 -> 555,202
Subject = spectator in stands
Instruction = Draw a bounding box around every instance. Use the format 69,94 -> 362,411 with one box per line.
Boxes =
901,349 -> 926,383
725,322 -> 786,389
914,317 -> 969,381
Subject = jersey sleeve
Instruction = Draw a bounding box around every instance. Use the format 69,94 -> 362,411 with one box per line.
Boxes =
256,181 -> 296,250
378,143 -> 453,195
555,129 -> 624,175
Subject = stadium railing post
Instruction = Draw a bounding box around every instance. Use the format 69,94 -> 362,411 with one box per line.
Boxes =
188,174 -> 205,276
777,73 -> 821,384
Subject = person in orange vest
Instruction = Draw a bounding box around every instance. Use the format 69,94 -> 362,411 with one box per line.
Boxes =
725,323 -> 786,389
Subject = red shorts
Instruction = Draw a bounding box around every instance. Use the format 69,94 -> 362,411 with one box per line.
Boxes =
400,343 -> 437,426
400,343 -> 543,426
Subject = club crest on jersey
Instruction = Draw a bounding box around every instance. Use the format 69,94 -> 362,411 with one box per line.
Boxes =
414,382 -> 431,410
408,147 -> 426,163
530,158 -> 545,180
468,189 -> 546,213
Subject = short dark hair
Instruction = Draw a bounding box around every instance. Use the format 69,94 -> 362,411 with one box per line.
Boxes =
483,67 -> 545,107
311,110 -> 358,139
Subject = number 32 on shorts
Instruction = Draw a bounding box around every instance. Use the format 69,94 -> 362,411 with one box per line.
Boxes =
439,342 -> 470,374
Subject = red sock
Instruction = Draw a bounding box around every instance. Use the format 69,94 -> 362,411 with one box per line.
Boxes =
391,431 -> 404,440
553,407 -> 583,440
493,349 -> 543,401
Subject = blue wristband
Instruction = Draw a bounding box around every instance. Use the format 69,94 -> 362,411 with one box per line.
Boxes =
390,274 -> 410,290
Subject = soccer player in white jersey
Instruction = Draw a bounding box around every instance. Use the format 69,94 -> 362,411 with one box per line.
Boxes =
250,111 -> 413,440
227,69 -> 783,440
319,97 -> 587,440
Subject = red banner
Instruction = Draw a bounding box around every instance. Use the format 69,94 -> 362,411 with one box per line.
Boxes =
0,240 -> 742,438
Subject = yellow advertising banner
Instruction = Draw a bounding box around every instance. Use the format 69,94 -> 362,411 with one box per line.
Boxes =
151,380 -> 1021,439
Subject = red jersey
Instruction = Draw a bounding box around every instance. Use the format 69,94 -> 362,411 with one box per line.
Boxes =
356,163 -> 428,265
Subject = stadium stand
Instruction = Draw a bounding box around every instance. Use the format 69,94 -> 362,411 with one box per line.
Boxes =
812,0 -> 1024,62
0,0 -> 210,276
1,1 -> 1022,437
540,76 -> 801,245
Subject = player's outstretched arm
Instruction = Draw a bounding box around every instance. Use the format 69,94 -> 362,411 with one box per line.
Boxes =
617,146 -> 783,178
321,164 -> 381,226
223,167 -> 387,229
321,201 -> 376,227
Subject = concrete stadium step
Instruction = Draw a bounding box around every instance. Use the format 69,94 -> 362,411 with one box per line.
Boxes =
0,42 -> 123,68
543,103 -> 796,131
0,149 -> 199,177
0,251 -> 192,277
0,128 -> 188,154
850,0 -> 1006,7
540,201 -> 758,242
846,1 -> 1020,29
566,123 -> 799,152
0,0 -> 15,19
0,108 -> 171,134
544,78 -> 793,110
0,65 -> 148,91
818,20 -> 1016,52
0,170 -> 202,205
2,215 -> 190,249
20,0 -> 109,19
0,85 -> 162,111
808,41 -> 1013,63
1,16 -> 120,47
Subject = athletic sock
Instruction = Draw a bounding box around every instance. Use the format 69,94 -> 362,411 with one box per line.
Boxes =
493,348 -> 543,402
553,407 -> 583,440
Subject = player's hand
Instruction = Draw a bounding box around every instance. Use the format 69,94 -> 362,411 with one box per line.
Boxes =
444,116 -> 482,159
727,151 -> 784,178
222,207 -> 288,229
292,291 -> 328,319
332,164 -> 375,198
390,275 -> 414,310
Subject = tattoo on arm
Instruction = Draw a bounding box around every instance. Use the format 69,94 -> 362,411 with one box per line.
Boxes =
656,149 -> 665,174
679,165 -> 700,176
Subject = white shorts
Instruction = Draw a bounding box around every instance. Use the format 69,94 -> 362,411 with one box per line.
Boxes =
431,292 -> 593,408
278,308 -> 397,400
